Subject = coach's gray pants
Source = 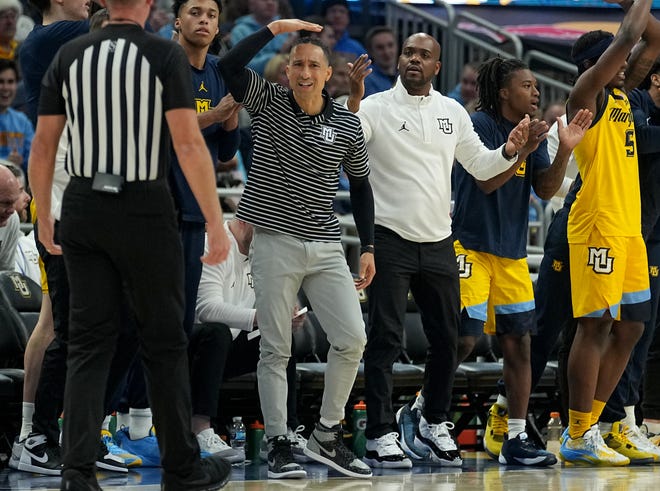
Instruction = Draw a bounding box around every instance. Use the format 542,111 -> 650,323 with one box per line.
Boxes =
252,228 -> 366,438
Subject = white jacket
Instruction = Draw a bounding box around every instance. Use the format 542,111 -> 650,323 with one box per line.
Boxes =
357,79 -> 516,242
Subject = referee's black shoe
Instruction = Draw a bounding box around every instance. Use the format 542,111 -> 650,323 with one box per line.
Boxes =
161,454 -> 231,491
60,469 -> 102,490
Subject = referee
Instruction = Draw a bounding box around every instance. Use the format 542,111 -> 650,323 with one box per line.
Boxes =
27,0 -> 232,489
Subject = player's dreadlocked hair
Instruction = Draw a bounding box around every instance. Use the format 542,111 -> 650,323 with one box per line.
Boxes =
476,56 -> 529,122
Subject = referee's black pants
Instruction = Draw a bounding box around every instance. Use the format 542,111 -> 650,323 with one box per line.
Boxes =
364,225 -> 460,439
59,178 -> 199,478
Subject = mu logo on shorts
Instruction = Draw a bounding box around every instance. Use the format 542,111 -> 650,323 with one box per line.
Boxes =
587,247 -> 614,274
650,265 -> 659,277
456,254 -> 472,278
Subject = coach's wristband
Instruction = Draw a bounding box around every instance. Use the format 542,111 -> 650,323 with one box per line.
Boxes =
360,245 -> 375,255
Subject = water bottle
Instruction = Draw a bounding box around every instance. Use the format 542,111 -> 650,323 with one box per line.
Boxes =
352,401 -> 367,458
247,420 -> 265,462
229,416 -> 247,450
546,411 -> 562,456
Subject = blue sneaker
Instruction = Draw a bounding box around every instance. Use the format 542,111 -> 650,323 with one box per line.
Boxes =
560,425 -> 629,466
115,427 -> 161,467
395,403 -> 429,460
498,432 -> 557,466
102,430 -> 142,468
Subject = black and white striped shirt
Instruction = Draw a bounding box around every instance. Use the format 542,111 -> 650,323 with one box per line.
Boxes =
39,24 -> 194,182
236,70 -> 370,242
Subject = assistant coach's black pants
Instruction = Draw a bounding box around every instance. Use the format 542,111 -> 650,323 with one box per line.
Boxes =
59,178 -> 199,478
364,226 -> 460,439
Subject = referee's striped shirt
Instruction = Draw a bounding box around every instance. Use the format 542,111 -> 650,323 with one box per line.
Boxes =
38,24 -> 194,182
236,70 -> 370,242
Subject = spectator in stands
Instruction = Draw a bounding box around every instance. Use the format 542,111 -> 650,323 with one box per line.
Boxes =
452,56 -> 590,466
0,0 -> 21,60
321,0 -> 364,59
220,18 -> 375,480
542,100 -> 565,126
165,0 -> 242,463
264,53 -> 289,86
346,34 -> 529,468
195,219 -> 310,463
363,26 -> 397,97
326,53 -> 351,103
0,59 -> 33,174
300,16 -> 337,52
0,163 -> 20,269
559,0 -> 660,466
447,61 -> 479,113
230,0 -> 296,75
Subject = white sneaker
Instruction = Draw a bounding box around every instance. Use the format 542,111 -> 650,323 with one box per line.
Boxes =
196,428 -> 245,464
415,416 -> 462,466
622,423 -> 660,462
364,432 -> 412,468
8,436 -> 24,470
287,425 -> 312,463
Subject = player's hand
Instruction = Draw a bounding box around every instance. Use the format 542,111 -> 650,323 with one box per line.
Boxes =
212,94 -> 241,125
36,214 -> 62,256
355,252 -> 375,290
521,118 -> 549,154
268,19 -> 322,36
202,220 -> 230,265
558,108 -> 593,150
505,114 -> 531,157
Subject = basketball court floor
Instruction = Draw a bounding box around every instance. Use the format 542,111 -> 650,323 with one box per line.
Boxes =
2,452 -> 659,490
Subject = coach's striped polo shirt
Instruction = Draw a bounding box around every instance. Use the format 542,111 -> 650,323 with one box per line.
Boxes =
236,70 -> 370,243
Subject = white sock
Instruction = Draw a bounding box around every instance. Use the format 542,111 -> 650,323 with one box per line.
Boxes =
643,421 -> 660,434
129,408 -> 153,440
102,415 -> 112,432
508,418 -> 525,439
496,395 -> 508,409
598,421 -> 613,434
623,406 -> 636,428
19,402 -> 34,440
116,412 -> 130,431
319,417 -> 339,430
412,391 -> 425,411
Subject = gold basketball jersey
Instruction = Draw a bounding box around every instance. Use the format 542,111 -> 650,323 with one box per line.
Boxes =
568,88 -> 641,243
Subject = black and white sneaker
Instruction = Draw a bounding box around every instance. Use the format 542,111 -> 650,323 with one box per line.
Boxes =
18,433 -> 62,475
414,416 -> 463,467
304,423 -> 372,478
8,436 -> 24,470
364,432 -> 412,468
267,435 -> 307,479
96,439 -> 127,473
